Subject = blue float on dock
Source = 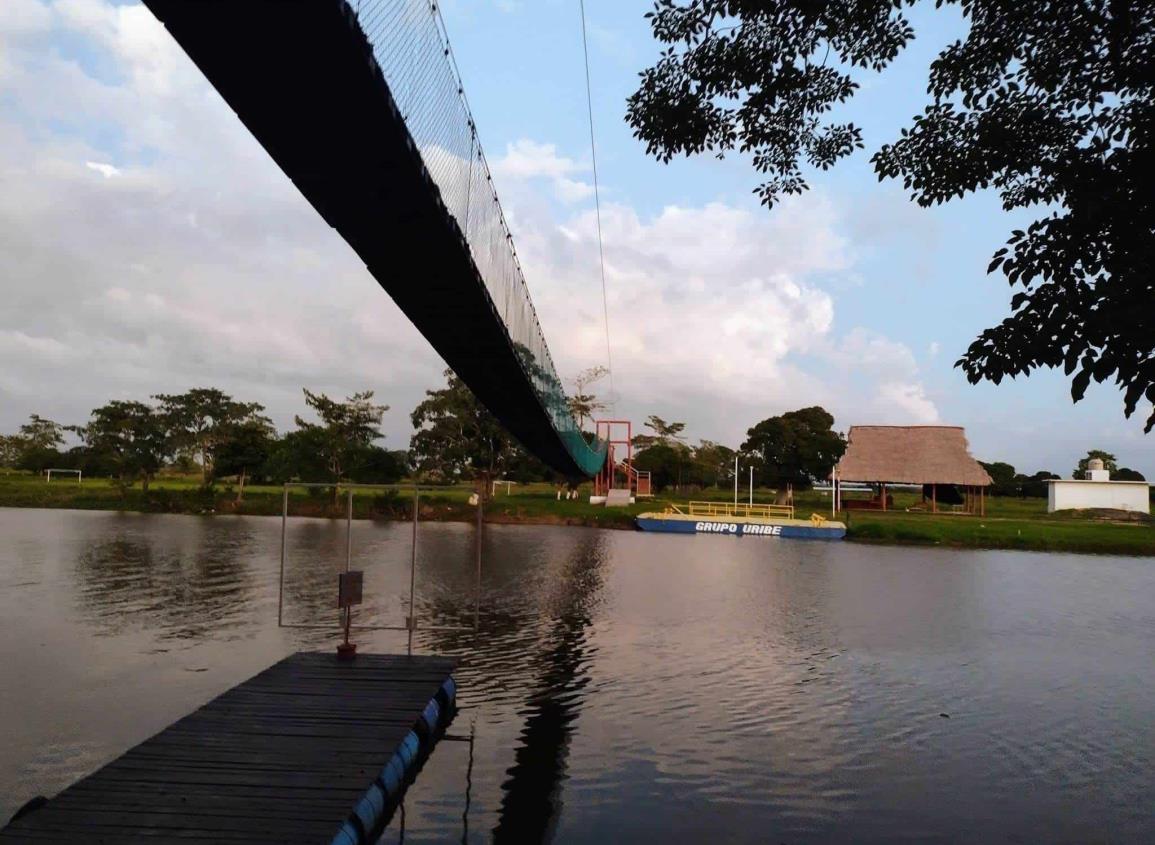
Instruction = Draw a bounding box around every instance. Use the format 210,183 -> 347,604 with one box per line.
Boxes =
636,501 -> 846,540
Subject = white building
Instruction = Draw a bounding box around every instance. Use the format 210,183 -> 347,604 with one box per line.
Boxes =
1047,459 -> 1151,513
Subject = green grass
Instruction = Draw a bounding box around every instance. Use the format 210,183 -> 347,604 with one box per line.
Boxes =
1,473 -> 1151,555
844,511 -> 1155,555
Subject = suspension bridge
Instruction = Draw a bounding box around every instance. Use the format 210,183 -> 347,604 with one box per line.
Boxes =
141,0 -> 608,478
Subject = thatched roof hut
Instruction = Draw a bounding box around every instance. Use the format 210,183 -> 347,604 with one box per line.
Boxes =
834,426 -> 991,514
835,426 -> 992,486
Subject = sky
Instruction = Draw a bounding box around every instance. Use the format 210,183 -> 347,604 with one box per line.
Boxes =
1,0 -> 1152,479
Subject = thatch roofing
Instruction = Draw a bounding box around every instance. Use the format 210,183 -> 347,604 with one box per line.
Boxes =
835,426 -> 993,486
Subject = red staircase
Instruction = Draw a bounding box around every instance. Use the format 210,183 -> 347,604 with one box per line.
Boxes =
593,420 -> 652,499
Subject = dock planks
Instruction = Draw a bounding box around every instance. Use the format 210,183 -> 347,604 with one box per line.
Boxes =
1,652 -> 456,844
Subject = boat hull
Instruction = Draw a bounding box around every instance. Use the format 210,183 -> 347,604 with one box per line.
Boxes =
635,514 -> 846,540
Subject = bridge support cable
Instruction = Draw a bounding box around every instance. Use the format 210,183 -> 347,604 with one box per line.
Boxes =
578,0 -> 615,409
142,0 -> 607,477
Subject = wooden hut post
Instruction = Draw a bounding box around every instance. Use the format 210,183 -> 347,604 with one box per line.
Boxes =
931,483 -> 937,513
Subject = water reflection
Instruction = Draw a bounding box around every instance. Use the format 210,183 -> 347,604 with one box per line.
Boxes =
74,521 -> 257,640
493,533 -> 604,843
2,510 -> 1154,843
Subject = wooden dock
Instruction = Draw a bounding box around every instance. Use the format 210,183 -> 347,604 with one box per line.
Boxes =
1,652 -> 457,844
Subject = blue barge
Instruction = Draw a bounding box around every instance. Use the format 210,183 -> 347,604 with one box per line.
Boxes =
636,501 -> 846,540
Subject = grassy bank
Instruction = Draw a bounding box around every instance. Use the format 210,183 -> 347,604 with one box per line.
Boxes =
1,473 -> 1151,555
0,473 -> 644,529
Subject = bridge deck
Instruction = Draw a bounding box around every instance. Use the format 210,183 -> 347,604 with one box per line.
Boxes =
1,652 -> 457,844
141,0 -> 605,477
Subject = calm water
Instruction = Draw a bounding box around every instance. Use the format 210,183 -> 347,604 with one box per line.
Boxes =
1,508 -> 1153,843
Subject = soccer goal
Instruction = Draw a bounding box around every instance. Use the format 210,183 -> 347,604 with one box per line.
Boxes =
45,468 -> 82,484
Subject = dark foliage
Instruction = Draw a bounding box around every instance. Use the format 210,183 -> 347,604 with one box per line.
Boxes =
629,1 -> 1155,430
741,406 -> 845,489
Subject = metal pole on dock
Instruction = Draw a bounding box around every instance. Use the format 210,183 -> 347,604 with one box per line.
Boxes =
408,484 -> 419,656
749,465 -> 753,506
345,488 -> 353,574
278,484 -> 288,626
474,492 -> 483,629
733,456 -> 738,508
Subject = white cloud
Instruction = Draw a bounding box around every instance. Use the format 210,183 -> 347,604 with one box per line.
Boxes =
85,161 -> 121,178
493,139 -> 594,204
877,382 -> 941,424
0,0 -> 442,439
929,340 -> 940,356
507,190 -> 874,443
0,1 -> 944,454
0,0 -> 52,35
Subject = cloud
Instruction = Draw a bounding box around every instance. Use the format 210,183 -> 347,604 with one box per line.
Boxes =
499,189 -> 943,439
85,160 -> 121,178
493,139 -> 594,204
877,382 -> 941,424
0,0 -> 442,439
1,1 -> 941,454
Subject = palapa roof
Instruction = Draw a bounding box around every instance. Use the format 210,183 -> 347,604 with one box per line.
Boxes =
835,426 -> 993,486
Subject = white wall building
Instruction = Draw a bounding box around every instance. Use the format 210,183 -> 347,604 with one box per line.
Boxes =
1047,459 -> 1151,513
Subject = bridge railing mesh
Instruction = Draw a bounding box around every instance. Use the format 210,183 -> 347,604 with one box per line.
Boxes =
352,0 -> 605,474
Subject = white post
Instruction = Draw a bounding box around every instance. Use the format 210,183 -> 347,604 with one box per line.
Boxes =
749,466 -> 753,506
831,467 -> 836,518
733,456 -> 739,508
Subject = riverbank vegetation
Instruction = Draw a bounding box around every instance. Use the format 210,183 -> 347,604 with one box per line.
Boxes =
2,473 -> 1151,556
1,373 -> 1151,555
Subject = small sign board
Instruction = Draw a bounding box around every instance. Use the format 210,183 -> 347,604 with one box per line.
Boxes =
337,571 -> 364,609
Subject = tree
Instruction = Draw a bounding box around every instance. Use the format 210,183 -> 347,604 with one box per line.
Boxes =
348,447 -> 408,485
155,388 -> 270,484
692,439 -> 737,488
1074,449 -> 1118,478
19,415 -> 65,451
3,415 -> 68,473
980,460 -> 1018,495
74,401 -> 169,492
295,389 -> 388,502
633,442 -> 690,492
214,418 -> 276,502
741,407 -> 845,490
628,1 -> 1155,431
264,427 -> 330,485
1016,469 -> 1061,498
1115,467 -> 1146,482
410,370 -> 521,497
633,415 -> 687,450
0,436 -> 22,469
567,366 -> 610,431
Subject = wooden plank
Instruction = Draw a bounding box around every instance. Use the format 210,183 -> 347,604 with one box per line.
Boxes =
1,652 -> 456,844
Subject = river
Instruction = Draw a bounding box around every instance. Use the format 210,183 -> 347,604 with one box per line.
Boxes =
1,508 -> 1152,842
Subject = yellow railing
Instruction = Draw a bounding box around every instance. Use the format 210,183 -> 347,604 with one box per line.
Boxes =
686,501 -> 795,520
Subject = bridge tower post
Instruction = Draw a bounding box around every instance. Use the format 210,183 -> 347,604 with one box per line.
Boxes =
593,420 -> 645,501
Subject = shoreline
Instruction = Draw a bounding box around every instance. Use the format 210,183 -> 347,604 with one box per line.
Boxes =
1,485 -> 1151,556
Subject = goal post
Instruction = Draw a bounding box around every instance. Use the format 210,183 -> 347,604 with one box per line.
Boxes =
45,468 -> 82,485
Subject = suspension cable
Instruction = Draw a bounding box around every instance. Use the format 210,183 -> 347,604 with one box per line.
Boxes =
578,0 -> 615,408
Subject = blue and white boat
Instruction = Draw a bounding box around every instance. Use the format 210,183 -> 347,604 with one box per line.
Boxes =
635,501 -> 846,540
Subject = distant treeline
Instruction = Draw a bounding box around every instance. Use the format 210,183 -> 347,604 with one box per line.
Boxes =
981,451 -> 1147,498
0,372 -> 561,501
2,376 -> 1146,500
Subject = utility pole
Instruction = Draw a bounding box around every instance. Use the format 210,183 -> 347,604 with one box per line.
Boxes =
733,456 -> 738,508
